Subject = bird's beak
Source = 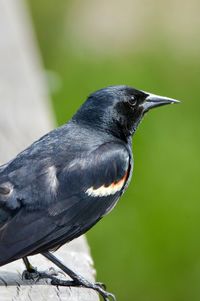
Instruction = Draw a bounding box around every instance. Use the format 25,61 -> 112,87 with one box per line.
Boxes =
142,92 -> 180,113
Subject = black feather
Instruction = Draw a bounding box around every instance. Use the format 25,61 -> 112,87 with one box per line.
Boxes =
0,136 -> 131,265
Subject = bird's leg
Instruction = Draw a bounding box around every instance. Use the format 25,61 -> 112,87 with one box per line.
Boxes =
23,257 -> 36,273
22,256 -> 61,281
41,251 -> 116,301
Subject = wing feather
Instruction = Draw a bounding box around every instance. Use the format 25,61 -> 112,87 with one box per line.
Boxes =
0,141 -> 131,265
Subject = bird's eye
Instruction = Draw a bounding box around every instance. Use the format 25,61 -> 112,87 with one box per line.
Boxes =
128,96 -> 137,106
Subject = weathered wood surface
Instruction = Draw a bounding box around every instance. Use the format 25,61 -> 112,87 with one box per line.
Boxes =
0,0 -> 98,300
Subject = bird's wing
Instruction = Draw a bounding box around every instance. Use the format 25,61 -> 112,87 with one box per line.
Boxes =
0,142 -> 131,264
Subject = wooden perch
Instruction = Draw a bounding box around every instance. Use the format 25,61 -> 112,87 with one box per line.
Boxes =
0,0 -> 99,300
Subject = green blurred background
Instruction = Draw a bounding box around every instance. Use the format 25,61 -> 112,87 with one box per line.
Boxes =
27,0 -> 200,300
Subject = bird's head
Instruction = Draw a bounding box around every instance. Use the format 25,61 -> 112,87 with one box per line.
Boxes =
73,85 -> 179,140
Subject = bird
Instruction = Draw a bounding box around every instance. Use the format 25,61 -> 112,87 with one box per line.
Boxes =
0,85 -> 179,300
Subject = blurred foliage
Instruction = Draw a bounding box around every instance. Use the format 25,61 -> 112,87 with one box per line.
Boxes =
27,1 -> 200,300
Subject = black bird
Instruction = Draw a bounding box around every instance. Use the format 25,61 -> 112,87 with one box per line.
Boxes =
0,86 -> 179,300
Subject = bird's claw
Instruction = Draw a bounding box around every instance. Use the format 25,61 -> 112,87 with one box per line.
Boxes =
94,284 -> 116,301
95,281 -> 107,290
50,277 -> 116,301
22,266 -> 63,283
45,267 -> 64,277
104,293 -> 116,301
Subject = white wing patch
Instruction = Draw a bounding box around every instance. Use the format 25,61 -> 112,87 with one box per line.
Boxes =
47,165 -> 58,194
86,172 -> 127,197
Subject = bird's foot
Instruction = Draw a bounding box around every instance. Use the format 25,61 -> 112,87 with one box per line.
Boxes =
50,277 -> 116,301
95,281 -> 107,290
22,266 -> 39,280
22,267 -> 64,282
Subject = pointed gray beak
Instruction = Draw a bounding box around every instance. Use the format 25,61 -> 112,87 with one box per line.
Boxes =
142,92 -> 180,112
